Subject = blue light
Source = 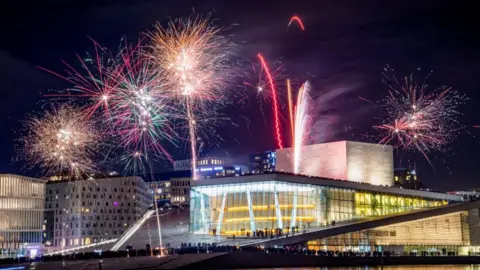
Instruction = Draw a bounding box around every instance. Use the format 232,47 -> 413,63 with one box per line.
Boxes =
195,169 -> 199,172
214,166 -> 223,171
411,170 -> 416,175
200,167 -> 213,172
235,167 -> 240,170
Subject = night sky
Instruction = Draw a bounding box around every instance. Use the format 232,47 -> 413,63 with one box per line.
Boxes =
1,0 -> 479,190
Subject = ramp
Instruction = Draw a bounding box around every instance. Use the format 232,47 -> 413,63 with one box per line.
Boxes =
239,200 -> 480,247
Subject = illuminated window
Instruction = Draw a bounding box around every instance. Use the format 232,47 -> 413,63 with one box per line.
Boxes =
394,176 -> 398,181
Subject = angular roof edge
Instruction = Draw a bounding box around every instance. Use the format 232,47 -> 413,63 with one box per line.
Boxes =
192,173 -> 462,202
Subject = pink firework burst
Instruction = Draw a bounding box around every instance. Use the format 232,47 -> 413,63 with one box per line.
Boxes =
375,66 -> 467,162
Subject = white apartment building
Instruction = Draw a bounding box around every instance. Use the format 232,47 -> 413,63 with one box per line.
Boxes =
43,176 -> 152,248
0,174 -> 45,258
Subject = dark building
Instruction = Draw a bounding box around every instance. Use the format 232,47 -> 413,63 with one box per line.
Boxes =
249,150 -> 276,174
394,168 -> 425,190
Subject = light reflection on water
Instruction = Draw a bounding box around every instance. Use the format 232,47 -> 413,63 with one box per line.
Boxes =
242,265 -> 480,270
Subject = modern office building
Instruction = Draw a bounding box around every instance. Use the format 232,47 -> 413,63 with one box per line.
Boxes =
43,176 -> 152,249
249,150 -> 276,174
143,171 -> 192,206
394,168 -> 425,190
276,141 -> 394,186
174,157 -> 233,171
0,174 -> 45,258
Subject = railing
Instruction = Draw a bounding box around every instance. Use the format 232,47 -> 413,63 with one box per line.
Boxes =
44,238 -> 118,256
110,210 -> 156,251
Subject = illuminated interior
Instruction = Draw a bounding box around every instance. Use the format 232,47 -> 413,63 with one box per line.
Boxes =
190,181 -> 447,235
306,211 -> 477,255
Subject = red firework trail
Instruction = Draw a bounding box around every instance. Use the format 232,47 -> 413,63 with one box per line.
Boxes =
288,16 -> 305,31
257,53 -> 283,149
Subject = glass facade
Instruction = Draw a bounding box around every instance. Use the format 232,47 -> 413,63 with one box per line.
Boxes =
307,211 -> 475,255
0,175 -> 45,258
190,181 -> 447,235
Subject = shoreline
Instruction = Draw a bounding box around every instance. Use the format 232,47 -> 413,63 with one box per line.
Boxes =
176,252 -> 480,269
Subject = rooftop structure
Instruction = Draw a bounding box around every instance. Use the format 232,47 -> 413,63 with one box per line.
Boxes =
276,141 -> 394,186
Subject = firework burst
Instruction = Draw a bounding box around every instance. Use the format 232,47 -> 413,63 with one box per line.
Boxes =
38,38 -> 122,118
40,40 -> 177,174
106,43 -> 177,171
148,14 -> 234,179
243,60 -> 286,102
375,66 -> 467,162
19,105 -> 102,177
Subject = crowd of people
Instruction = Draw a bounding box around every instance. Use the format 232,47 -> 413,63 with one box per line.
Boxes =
0,242 -> 465,266
226,225 -> 309,240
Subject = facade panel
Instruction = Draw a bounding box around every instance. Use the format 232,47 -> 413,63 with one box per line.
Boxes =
43,176 -> 152,249
276,141 -> 393,186
307,211 -> 474,255
0,174 -> 45,258
346,141 -> 393,186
